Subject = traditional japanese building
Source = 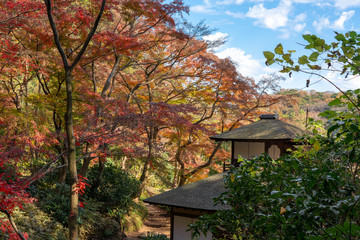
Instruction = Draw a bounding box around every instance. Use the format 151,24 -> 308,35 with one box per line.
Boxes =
144,114 -> 304,240
210,113 -> 304,169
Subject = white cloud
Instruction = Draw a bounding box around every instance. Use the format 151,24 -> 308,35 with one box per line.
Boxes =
290,0 -> 360,9
323,71 -> 360,90
203,32 -> 229,51
215,0 -> 245,5
292,13 -> 307,33
333,11 -> 355,29
245,0 -> 292,30
225,10 -> 245,18
313,11 -> 354,33
333,0 -> 360,9
294,23 -> 306,32
313,17 -> 330,32
190,5 -> 215,13
216,47 -> 273,78
343,77 -> 360,90
294,13 -> 307,22
203,32 -> 229,42
292,0 -> 318,3
190,0 -> 246,13
279,30 -> 291,39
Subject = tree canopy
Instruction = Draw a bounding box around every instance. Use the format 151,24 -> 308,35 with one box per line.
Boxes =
0,0 -> 282,238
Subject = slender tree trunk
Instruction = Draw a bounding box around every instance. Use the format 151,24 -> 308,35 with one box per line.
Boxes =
57,154 -> 68,183
178,161 -> 186,187
137,125 -> 157,197
175,147 -> 186,187
136,152 -> 151,198
53,110 -> 68,183
65,70 -> 78,240
173,157 -> 178,188
79,143 -> 92,177
121,156 -> 127,170
79,157 -> 92,177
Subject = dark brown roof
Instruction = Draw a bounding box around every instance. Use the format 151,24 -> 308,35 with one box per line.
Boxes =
143,172 -> 229,211
210,118 -> 304,141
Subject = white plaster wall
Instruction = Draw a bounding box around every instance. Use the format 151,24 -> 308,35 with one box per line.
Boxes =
248,142 -> 265,159
234,142 -> 265,160
268,144 -> 281,159
173,215 -> 212,240
234,142 -> 249,160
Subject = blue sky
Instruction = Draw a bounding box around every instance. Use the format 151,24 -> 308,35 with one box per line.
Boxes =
184,0 -> 360,92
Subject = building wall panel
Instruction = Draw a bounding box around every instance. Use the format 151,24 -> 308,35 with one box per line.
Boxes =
173,215 -> 212,240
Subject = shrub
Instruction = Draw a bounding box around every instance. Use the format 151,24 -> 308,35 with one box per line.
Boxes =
122,202 -> 148,232
85,162 -> 140,215
0,203 -> 68,240
78,199 -> 122,239
28,182 -> 70,226
26,162 -> 141,239
141,232 -> 170,240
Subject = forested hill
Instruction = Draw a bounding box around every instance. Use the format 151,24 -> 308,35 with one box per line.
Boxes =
273,89 -> 340,128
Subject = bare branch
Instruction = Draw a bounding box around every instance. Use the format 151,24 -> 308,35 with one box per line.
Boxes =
44,0 -> 69,68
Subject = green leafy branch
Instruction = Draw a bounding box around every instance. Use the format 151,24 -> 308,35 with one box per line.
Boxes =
264,32 -> 360,112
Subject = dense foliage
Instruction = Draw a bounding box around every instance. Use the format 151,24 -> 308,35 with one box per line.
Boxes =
1,0 -> 351,238
85,161 -> 140,215
0,0 -> 282,238
191,90 -> 360,239
275,89 -> 339,128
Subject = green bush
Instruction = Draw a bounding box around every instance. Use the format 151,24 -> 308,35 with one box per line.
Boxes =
85,162 -> 140,215
0,203 -> 68,240
26,162 -> 141,239
78,199 -> 122,239
28,182 -> 70,226
122,202 -> 148,232
141,232 -> 170,240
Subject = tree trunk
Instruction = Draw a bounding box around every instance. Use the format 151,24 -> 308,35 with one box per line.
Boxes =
173,157 -> 178,188
136,126 -> 157,197
64,70 -> 78,240
57,154 -> 68,183
175,147 -> 186,187
121,156 -> 127,170
79,142 -> 92,177
136,155 -> 150,198
178,164 -> 186,186
79,157 -> 92,178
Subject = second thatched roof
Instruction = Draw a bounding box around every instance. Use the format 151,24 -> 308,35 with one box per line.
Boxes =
143,172 -> 229,211
210,114 -> 304,141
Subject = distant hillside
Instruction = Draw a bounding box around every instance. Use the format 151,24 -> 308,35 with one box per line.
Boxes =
272,89 -> 340,129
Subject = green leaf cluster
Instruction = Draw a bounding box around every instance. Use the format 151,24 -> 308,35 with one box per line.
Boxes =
263,31 -> 360,78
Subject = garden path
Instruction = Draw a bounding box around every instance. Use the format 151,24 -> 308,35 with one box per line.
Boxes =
124,203 -> 170,240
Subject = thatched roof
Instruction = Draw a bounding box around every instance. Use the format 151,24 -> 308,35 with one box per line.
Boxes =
143,172 -> 228,211
210,114 -> 304,141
